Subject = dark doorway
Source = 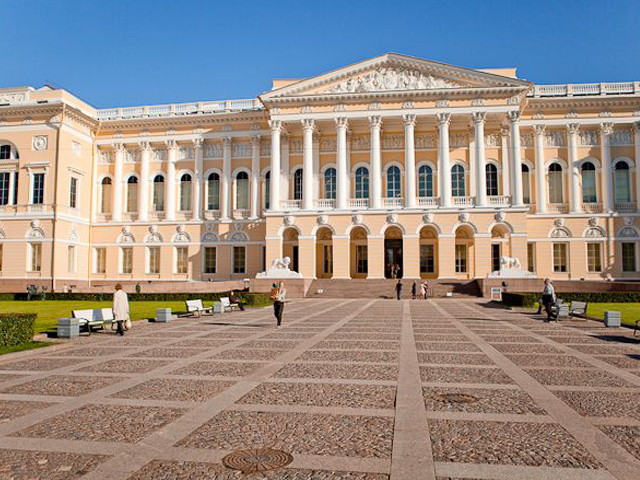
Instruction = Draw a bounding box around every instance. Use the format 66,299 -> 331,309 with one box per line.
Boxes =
292,246 -> 299,273
385,239 -> 403,278
491,243 -> 501,272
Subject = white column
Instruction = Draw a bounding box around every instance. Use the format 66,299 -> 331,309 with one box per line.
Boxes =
369,116 -> 382,209
473,112 -> 487,206
566,124 -> 581,213
250,135 -> 260,219
281,134 -> 290,204
336,117 -> 348,209
192,137 -> 204,221
90,146 -> 98,220
302,119 -> 315,210
508,111 -> 524,206
600,123 -> 614,213
635,122 -> 640,211
468,125 -> 476,198
165,140 -> 177,221
138,141 -> 150,222
269,120 -> 282,211
533,125 -> 547,214
221,136 -> 231,220
112,143 -> 124,222
403,114 -> 417,208
500,127 -> 511,198
8,164 -> 16,205
312,133 -> 320,202
437,113 -> 452,207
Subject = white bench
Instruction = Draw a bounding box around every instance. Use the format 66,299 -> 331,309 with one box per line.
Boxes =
220,297 -> 240,312
185,299 -> 213,317
72,308 -> 115,334
570,301 -> 588,319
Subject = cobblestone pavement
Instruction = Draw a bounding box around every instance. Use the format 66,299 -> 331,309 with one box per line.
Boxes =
1,298 -> 640,479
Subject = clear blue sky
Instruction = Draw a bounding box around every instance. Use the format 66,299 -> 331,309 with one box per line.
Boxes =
2,0 -> 639,108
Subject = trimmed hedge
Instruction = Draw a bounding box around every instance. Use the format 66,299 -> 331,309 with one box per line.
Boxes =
0,313 -> 36,347
503,292 -> 640,308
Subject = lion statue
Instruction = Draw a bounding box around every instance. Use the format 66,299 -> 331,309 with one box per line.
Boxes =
271,257 -> 291,270
500,256 -> 521,269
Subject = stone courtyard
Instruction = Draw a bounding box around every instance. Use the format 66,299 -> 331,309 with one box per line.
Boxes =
0,298 -> 640,480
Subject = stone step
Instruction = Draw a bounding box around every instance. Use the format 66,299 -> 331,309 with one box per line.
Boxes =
306,279 -> 481,298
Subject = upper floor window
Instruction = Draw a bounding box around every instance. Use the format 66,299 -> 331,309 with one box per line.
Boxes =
180,173 -> 192,211
386,166 -> 401,198
126,176 -> 138,213
153,175 -> 165,212
522,164 -> 531,204
69,177 -> 78,209
32,173 -> 45,205
614,160 -> 631,204
100,178 -> 112,214
355,167 -> 369,199
451,164 -> 465,197
207,172 -> 219,210
293,168 -> 303,201
486,164 -> 498,196
264,171 -> 271,209
0,172 -> 9,206
581,162 -> 597,203
0,145 -> 10,160
235,171 -> 249,209
418,165 -> 433,198
324,168 -> 336,200
548,163 -> 563,204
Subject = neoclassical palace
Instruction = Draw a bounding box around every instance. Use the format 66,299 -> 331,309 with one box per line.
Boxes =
1,53 -> 640,291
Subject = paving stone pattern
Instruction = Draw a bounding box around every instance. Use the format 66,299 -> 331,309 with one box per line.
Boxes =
0,298 -> 639,479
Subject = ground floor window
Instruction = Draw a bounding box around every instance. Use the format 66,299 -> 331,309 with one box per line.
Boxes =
233,246 -> 246,274
121,247 -> 133,274
553,243 -> 568,273
262,246 -> 266,273
176,246 -> 188,274
67,245 -> 76,274
204,247 -> 216,274
527,243 -> 536,273
28,243 -> 42,273
455,244 -> 467,273
323,245 -> 333,275
148,247 -> 161,274
587,243 -> 602,273
355,245 -> 368,274
420,244 -> 435,274
94,247 -> 106,274
622,242 -> 637,272
0,244 -> 3,271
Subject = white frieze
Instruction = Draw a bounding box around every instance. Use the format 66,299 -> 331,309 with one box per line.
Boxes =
99,150 -> 113,164
609,129 -> 633,146
450,133 -> 468,148
125,149 -> 140,163
0,91 -> 29,104
544,131 -> 566,147
382,134 -> 403,150
204,143 -> 222,158
232,143 -> 251,158
520,133 -> 533,148
415,134 -> 436,149
320,138 -> 337,153
152,148 -> 166,162
351,135 -> 370,151
289,139 -> 303,154
324,67 -> 463,93
260,141 -> 271,157
178,146 -> 195,161
484,134 -> 501,148
579,130 -> 599,146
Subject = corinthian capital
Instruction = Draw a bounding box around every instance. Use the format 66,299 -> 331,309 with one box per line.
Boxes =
223,136 -> 233,148
600,122 -> 614,135
251,135 -> 261,146
113,142 -> 125,152
368,116 -> 382,129
138,140 -> 151,151
402,114 -> 416,127
471,111 -> 486,125
507,110 -> 521,123
335,117 -> 348,129
634,121 -> 640,133
268,120 -> 283,133
533,124 -> 546,136
301,118 -> 315,132
437,112 -> 451,125
566,123 -> 580,135
192,137 -> 204,148
165,139 -> 177,150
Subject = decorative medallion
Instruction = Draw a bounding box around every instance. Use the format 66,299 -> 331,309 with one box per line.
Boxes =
494,210 -> 506,222
588,217 -> 599,227
554,218 -> 565,227
222,448 -> 293,474
32,135 -> 48,151
317,214 -> 328,225
624,216 -> 634,226
386,213 -> 398,224
459,212 -> 470,223
423,212 -> 433,223
352,214 -> 363,225
283,215 -> 294,226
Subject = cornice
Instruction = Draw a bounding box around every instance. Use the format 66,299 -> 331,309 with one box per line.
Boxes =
527,96 -> 640,110
98,110 -> 269,132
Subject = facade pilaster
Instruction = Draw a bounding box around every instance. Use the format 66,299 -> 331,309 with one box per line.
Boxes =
533,125 -> 547,213
369,116 -> 382,209
91,146 -> 98,221
600,123 -> 614,213
566,124 -> 581,213
367,235 -> 385,279
332,236 -> 350,279
221,136 -> 231,220
138,141 -> 151,222
112,142 -> 124,222
298,236 -> 316,278
336,117 -> 349,209
474,235 -> 492,278
437,234 -> 456,278
281,134 -> 290,203
500,126 -> 511,197
635,122 -> 640,211
437,113 -> 452,207
192,137 -> 204,221
165,140 -> 177,222
250,135 -> 260,219
473,112 -> 487,206
269,120 -> 282,211
508,111 -> 524,206
302,119 -> 315,210
403,114 -> 417,207
312,133 -> 320,201
402,234 -> 420,278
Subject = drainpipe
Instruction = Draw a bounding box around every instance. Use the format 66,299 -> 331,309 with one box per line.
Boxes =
88,121 -> 102,291
50,106 -> 66,292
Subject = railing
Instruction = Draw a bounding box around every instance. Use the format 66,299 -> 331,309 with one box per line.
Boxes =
315,199 -> 336,209
452,196 -> 475,206
349,198 -> 369,208
123,212 -> 138,222
176,211 -> 193,221
95,213 -> 111,222
547,203 -> 569,214
281,200 -> 301,210
615,202 -> 637,213
233,209 -> 251,219
418,197 -> 439,207
582,203 -> 602,214
204,210 -> 220,220
382,198 -> 403,208
488,195 -> 510,206
530,82 -> 639,98
0,204 -> 52,215
148,212 -> 165,221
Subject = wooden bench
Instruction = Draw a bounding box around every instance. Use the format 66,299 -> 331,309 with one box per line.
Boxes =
72,308 -> 115,334
569,301 -> 588,319
220,297 -> 240,312
185,299 -> 213,317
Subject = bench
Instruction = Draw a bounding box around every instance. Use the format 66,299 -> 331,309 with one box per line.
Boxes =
72,308 -> 115,334
569,301 -> 588,319
185,299 -> 213,317
220,297 -> 240,312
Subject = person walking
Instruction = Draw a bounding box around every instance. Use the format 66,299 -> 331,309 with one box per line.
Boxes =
112,284 -> 130,336
541,278 -> 557,322
271,281 -> 286,328
411,280 -> 418,299
395,279 -> 403,300
421,281 -> 429,299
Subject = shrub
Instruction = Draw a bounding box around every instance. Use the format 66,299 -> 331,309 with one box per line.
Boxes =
0,292 -> 273,305
502,292 -> 640,308
0,313 -> 36,347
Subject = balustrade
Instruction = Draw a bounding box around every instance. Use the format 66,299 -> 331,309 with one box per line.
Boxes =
418,197 -> 438,207
382,198 -> 403,208
349,198 -> 369,208
615,202 -> 637,213
233,209 -> 251,219
204,210 -> 220,220
315,199 -> 336,209
281,200 -> 301,210
488,195 -> 510,206
176,211 -> 193,221
452,196 -> 475,206
582,203 -> 603,214
547,203 -> 569,214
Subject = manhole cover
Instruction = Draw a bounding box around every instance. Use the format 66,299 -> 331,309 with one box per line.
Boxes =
431,392 -> 478,404
222,448 -> 293,473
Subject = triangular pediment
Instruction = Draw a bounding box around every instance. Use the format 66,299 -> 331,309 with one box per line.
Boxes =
261,53 -> 531,101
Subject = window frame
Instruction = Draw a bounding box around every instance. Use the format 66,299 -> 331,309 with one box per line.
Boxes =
418,165 -> 434,198
485,163 -> 499,197
147,246 -> 161,274
175,246 -> 189,274
203,246 -> 217,274
586,242 -> 603,273
233,246 -> 246,274
552,242 -> 569,273
31,172 -> 45,205
93,247 -> 106,274
622,242 -> 637,273
386,165 -> 402,198
451,164 -> 466,198
120,247 -> 133,274
355,166 -> 369,199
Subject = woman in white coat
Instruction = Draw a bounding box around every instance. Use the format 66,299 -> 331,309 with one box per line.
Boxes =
113,284 -> 130,336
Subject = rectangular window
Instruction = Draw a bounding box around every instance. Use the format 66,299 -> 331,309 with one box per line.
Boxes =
420,244 -> 435,274
233,246 -> 246,274
94,247 -> 106,274
455,244 -> 467,273
262,246 -> 266,273
69,177 -> 77,209
121,247 -> 133,274
553,243 -> 568,272
622,242 -> 637,272
0,244 -> 3,271
13,172 -> 18,205
32,173 -> 45,204
587,243 -> 602,273
67,245 -> 76,273
0,145 -> 10,160
148,247 -> 161,274
323,245 -> 333,274
527,243 -> 536,273
0,172 -> 9,205
356,245 -> 368,274
30,243 -> 42,272
176,246 -> 188,274
204,247 -> 217,274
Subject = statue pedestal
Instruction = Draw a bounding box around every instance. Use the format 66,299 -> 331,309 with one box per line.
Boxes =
487,267 -> 536,279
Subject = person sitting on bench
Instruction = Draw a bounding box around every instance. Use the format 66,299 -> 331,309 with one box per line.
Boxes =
229,290 -> 245,311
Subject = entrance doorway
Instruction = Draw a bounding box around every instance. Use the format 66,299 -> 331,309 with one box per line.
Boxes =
385,239 -> 403,278
292,246 -> 299,273
491,243 -> 501,272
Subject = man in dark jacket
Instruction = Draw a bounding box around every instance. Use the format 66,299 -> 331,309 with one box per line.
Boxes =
395,279 -> 403,300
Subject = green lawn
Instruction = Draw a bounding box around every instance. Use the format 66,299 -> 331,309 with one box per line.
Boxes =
0,341 -> 57,356
586,303 -> 640,328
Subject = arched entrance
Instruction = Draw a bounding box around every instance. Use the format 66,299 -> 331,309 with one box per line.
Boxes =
282,227 -> 300,273
316,226 -> 333,278
490,225 -> 511,273
419,225 -> 438,279
454,225 -> 475,279
350,226 -> 368,278
384,226 -> 403,278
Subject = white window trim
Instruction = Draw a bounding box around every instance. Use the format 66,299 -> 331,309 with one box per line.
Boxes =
174,246 -> 189,274
93,247 -> 106,274
586,241 -> 604,273
232,246 -> 246,274
202,246 -> 218,274
67,244 -> 77,274
552,242 -> 570,273
621,241 -> 639,273
29,170 -> 47,205
27,242 -> 42,273
119,246 -> 133,275
146,246 -> 161,275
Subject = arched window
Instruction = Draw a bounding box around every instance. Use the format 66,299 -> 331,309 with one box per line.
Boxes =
614,161 -> 631,203
264,171 -> 271,209
522,164 -> 531,204
207,172 -> 220,210
451,164 -> 465,197
581,162 -> 597,203
355,167 -> 369,199
293,169 -> 303,201
418,165 -> 433,197
324,168 -> 336,200
0,145 -> 11,160
235,171 -> 249,209
152,175 -> 165,212
126,176 -> 138,213
548,163 -> 563,204
486,164 -> 498,196
100,178 -> 112,214
387,166 -> 401,198
180,173 -> 192,211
